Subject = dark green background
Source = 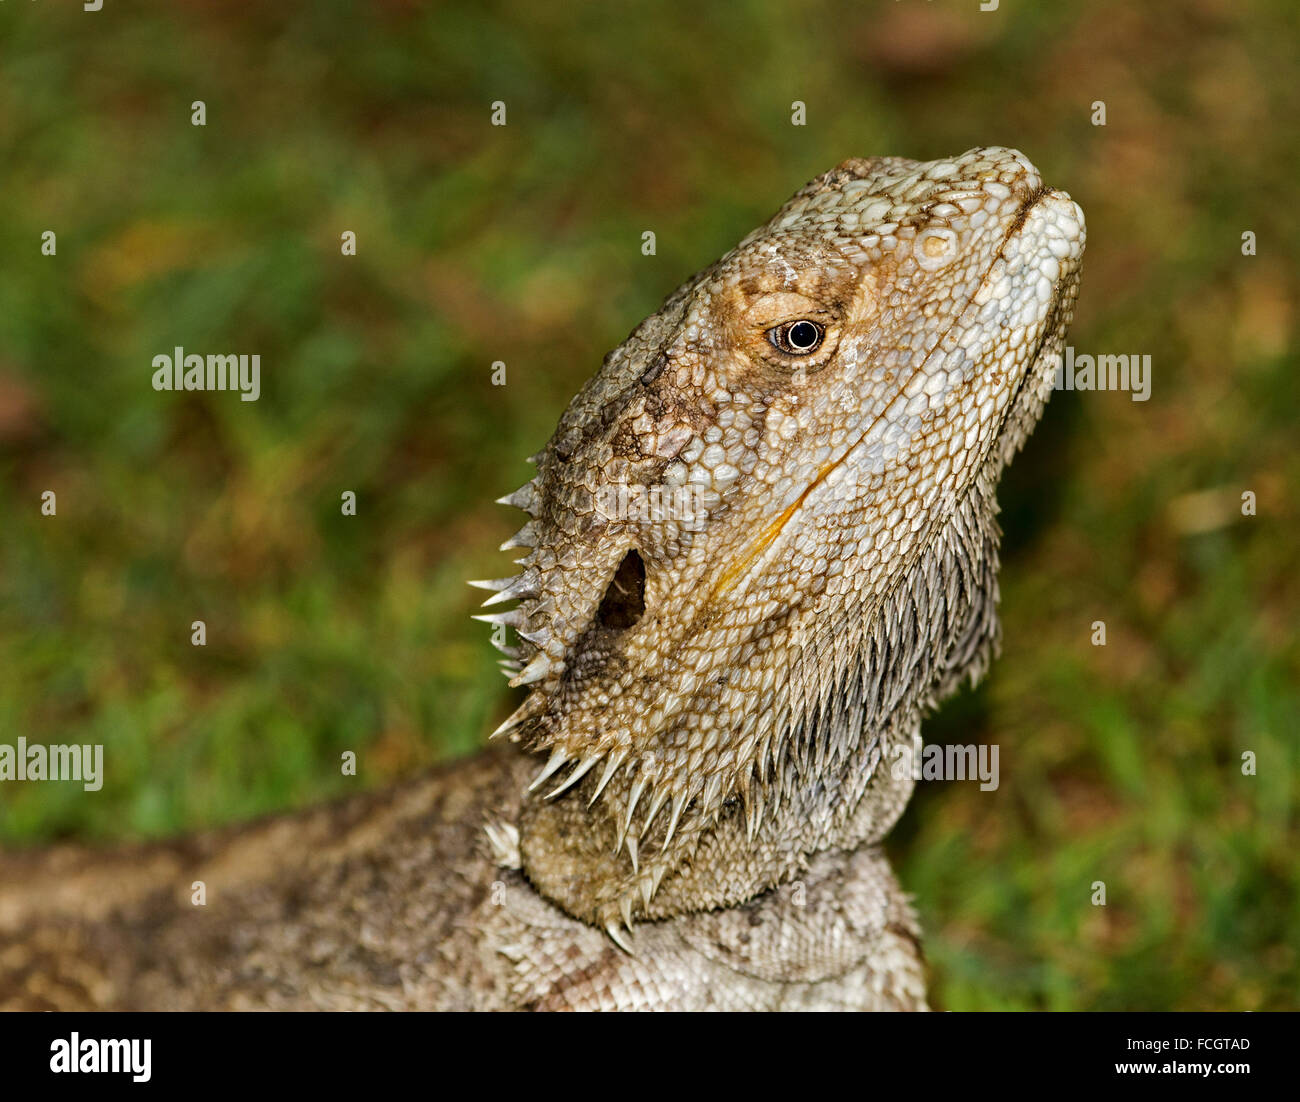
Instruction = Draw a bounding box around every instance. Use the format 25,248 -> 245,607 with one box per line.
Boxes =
1,0 -> 1296,1010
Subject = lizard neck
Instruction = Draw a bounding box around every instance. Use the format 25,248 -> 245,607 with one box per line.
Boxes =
516,475 -> 1004,928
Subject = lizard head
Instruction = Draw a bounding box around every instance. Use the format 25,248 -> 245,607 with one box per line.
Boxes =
474,147 -> 1084,934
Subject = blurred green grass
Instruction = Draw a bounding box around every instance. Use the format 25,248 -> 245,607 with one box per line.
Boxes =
0,0 -> 1296,1010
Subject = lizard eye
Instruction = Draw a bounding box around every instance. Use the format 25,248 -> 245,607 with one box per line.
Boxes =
767,319 -> 824,355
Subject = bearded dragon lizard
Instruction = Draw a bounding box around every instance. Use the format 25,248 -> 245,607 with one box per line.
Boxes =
0,146 -> 1083,1011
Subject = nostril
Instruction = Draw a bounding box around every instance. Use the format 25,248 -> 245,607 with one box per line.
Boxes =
595,550 -> 646,630
915,227 -> 959,271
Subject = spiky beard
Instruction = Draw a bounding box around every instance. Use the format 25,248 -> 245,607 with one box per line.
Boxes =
488,467 -> 1005,935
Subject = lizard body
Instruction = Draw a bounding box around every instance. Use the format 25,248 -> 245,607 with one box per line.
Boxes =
0,147 -> 1083,1011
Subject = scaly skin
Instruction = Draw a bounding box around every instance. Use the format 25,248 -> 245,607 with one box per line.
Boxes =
0,147 -> 1083,1010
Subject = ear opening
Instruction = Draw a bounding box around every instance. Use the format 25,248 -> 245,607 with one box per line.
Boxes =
595,549 -> 646,631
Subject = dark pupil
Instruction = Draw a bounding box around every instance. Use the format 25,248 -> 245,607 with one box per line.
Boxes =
787,321 -> 819,350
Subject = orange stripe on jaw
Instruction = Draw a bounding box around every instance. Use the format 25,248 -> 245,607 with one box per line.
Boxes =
711,458 -> 839,598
